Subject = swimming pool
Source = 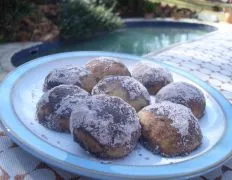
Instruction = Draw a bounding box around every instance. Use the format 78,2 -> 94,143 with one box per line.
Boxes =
12,21 -> 216,67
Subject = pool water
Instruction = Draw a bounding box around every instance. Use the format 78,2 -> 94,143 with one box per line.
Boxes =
13,26 -> 213,66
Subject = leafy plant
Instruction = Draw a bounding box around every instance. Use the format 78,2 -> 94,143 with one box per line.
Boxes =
0,0 -> 33,42
116,0 -> 145,17
28,0 -> 63,4
88,0 -> 117,9
59,0 -> 122,40
144,1 -> 155,13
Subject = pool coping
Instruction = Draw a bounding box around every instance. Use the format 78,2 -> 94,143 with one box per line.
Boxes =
0,18 -> 232,80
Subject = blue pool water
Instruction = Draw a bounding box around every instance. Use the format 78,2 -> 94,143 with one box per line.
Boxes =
12,22 -> 215,67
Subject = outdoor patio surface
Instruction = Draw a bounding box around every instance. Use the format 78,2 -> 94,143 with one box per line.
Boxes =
144,28 -> 232,103
0,26 -> 232,179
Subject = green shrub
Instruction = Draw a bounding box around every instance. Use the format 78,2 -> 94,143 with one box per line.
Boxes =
28,0 -> 62,4
116,0 -> 145,17
59,0 -> 122,40
0,0 -> 32,42
89,0 -> 116,9
0,0 -> 32,23
144,1 -> 155,13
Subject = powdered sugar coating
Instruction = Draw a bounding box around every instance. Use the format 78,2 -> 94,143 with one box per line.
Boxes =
37,85 -> 89,132
139,101 -> 202,157
70,95 -> 141,153
54,94 -> 88,119
85,57 -> 131,81
156,82 -> 206,118
43,66 -> 97,92
120,76 -> 150,100
87,57 -> 121,67
92,76 -> 150,111
132,61 -> 173,94
143,102 -> 200,137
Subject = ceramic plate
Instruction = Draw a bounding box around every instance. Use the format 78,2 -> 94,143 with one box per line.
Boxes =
0,52 -> 232,180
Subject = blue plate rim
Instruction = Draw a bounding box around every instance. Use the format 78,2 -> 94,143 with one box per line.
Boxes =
1,51 -> 232,179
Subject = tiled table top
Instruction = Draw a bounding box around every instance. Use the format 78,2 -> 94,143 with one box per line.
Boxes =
0,27 -> 232,179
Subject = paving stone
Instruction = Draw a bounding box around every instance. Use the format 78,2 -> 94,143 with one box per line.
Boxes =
210,73 -> 231,83
163,61 -> 180,67
198,67 -> 213,75
182,62 -> 201,70
201,63 -> 222,72
221,83 -> 232,92
189,70 -> 209,81
222,171 -> 232,180
208,78 -> 222,88
0,72 -> 7,82
219,68 -> 232,77
202,168 -> 222,180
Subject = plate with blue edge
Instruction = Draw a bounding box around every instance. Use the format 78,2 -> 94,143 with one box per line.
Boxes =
0,51 -> 232,179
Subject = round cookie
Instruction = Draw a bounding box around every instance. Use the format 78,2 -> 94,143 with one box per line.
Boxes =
70,95 -> 141,159
92,76 -> 151,111
156,82 -> 206,119
132,61 -> 173,95
37,85 -> 89,132
85,56 -> 131,82
43,66 -> 97,92
138,101 -> 202,157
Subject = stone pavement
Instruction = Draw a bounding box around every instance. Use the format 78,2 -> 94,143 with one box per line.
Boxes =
1,25 -> 232,179
0,42 -> 40,81
145,29 -> 232,103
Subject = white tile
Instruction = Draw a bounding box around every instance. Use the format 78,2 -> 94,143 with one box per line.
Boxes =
210,73 -> 231,83
199,68 -> 212,75
221,69 -> 232,77
191,71 -> 211,81
202,167 -> 222,180
208,78 -> 222,87
222,171 -> 232,180
221,90 -> 232,100
221,83 -> 232,92
24,169 -> 56,180
201,63 -> 221,72
182,62 -> 201,70
0,147 -> 40,177
225,159 -> 232,169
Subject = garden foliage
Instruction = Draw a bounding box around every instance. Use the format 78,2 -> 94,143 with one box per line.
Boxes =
59,0 -> 122,40
0,0 -> 32,42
